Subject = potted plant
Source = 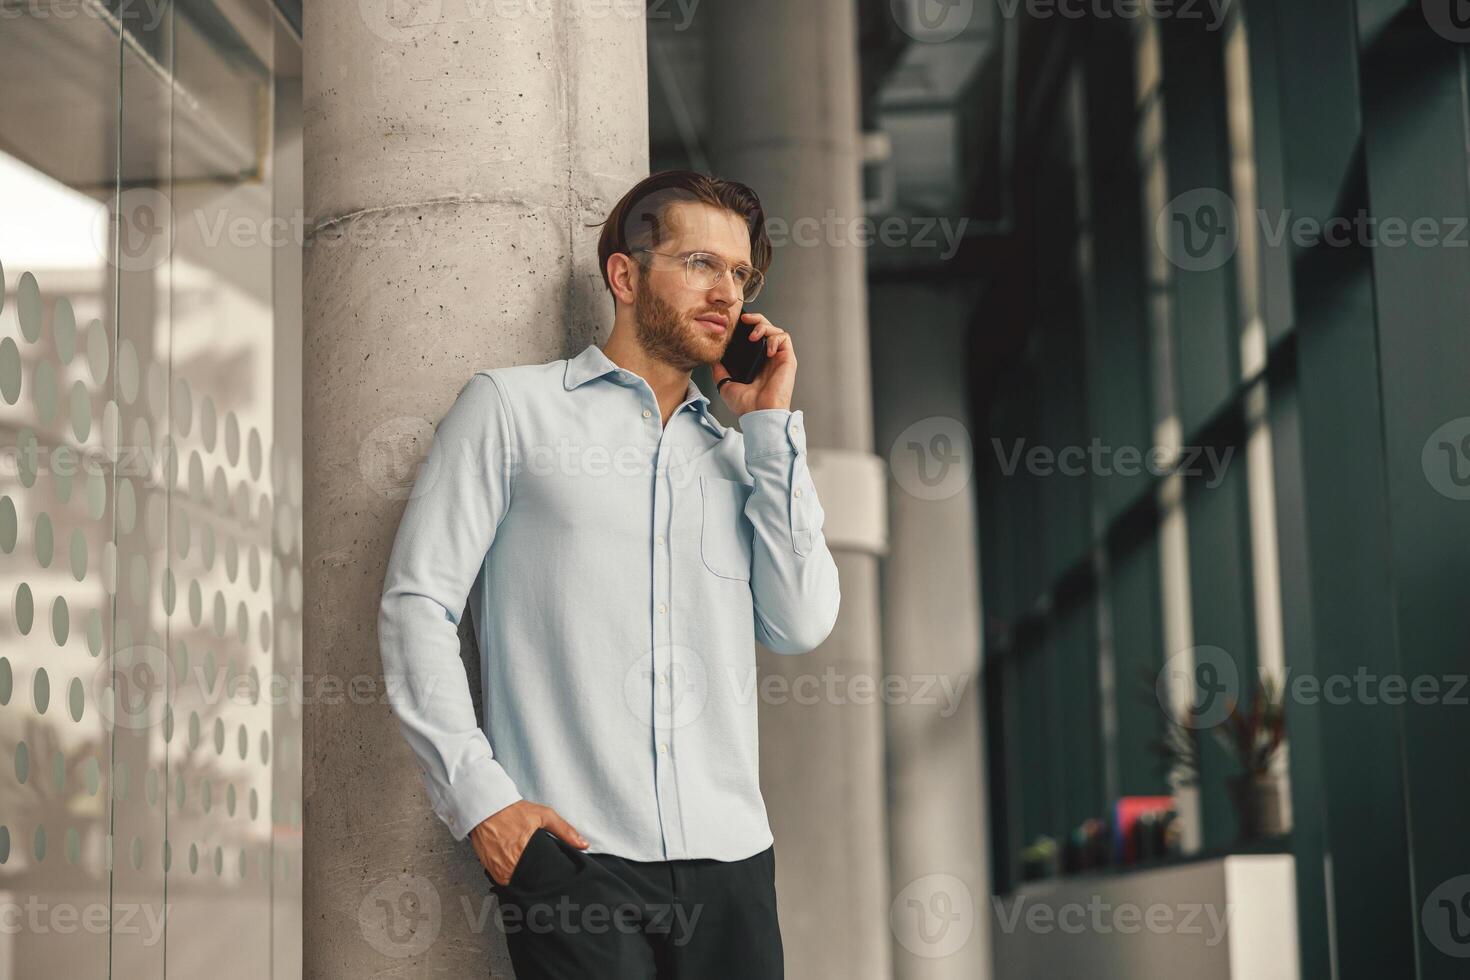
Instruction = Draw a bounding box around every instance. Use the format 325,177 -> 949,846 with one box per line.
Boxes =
1141,669 -> 1289,842
1213,675 -> 1288,840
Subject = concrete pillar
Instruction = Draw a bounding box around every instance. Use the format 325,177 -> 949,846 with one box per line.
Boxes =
301,3 -> 648,976
703,2 -> 893,978
872,282 -> 992,979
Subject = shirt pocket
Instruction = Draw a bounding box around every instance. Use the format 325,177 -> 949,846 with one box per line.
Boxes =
699,475 -> 754,581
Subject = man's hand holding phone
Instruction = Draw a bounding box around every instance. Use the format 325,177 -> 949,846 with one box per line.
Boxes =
470,800 -> 589,886
714,312 -> 796,414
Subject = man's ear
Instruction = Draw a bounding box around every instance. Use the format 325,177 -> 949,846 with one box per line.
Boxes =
607,252 -> 639,306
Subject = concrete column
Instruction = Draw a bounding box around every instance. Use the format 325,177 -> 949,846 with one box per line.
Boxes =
703,2 -> 893,978
302,3 -> 648,976
872,282 -> 992,979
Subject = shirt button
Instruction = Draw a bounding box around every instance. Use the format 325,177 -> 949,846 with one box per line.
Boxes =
794,488 -> 803,497
642,409 -> 652,418
658,673 -> 667,685
658,602 -> 667,614
655,535 -> 665,546
658,743 -> 669,754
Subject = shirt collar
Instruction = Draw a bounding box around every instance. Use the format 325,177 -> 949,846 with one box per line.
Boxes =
563,342 -> 726,437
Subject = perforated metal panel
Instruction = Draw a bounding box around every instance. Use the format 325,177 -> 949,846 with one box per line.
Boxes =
0,3 -> 302,977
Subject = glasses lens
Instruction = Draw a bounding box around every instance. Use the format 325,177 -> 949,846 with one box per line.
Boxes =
685,253 -> 763,300
686,254 -> 719,288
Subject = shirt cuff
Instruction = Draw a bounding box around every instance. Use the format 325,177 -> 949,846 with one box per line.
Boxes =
433,755 -> 524,841
740,408 -> 807,460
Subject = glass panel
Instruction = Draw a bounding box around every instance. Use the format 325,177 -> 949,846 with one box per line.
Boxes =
268,15 -> 304,978
112,0 -> 174,975
0,2 -> 301,977
0,4 -> 122,977
162,2 -> 301,977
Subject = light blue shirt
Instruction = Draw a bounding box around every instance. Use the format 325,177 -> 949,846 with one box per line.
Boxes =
378,341 -> 842,862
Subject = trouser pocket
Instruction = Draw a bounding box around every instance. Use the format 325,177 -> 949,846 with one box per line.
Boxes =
490,829 -> 585,898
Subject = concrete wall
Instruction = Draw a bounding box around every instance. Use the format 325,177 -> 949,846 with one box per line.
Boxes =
302,3 -> 649,975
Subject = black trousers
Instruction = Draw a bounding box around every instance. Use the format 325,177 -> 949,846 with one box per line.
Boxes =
482,829 -> 784,979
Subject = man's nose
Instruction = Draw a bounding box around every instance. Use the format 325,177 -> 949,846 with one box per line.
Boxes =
708,270 -> 742,305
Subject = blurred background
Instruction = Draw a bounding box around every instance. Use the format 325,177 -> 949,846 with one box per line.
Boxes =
1,0 -> 1467,978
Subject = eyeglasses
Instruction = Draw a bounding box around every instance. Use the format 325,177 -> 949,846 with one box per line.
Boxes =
633,249 -> 765,302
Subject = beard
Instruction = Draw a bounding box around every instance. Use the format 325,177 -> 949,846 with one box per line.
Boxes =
633,282 -> 726,371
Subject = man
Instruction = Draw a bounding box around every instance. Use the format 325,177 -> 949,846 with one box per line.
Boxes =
377,170 -> 841,978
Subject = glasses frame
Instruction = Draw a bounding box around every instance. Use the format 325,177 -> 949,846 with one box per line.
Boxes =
633,248 -> 765,302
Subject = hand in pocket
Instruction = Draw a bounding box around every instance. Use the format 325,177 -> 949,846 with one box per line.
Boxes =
471,800 -> 588,887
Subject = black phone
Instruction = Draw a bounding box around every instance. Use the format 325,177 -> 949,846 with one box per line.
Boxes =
719,312 -> 769,385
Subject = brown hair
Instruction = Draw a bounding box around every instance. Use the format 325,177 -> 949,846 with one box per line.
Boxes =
592,170 -> 772,301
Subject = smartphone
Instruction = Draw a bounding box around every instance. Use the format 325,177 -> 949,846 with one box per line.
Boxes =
719,312 -> 769,385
